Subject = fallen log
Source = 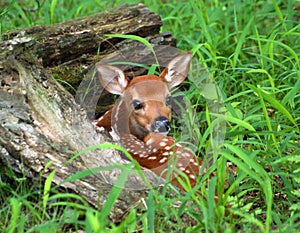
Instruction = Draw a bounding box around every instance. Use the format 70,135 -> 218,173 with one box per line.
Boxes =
2,3 -> 163,67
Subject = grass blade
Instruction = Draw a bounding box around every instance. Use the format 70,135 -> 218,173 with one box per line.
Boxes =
43,170 -> 56,214
282,79 -> 300,108
50,0 -> 58,24
233,17 -> 254,68
104,34 -> 159,66
211,113 -> 261,141
146,190 -> 155,233
246,69 -> 275,89
8,198 -> 21,233
246,83 -> 298,128
99,163 -> 132,226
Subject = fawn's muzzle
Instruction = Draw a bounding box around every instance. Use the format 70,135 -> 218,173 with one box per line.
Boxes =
151,116 -> 171,134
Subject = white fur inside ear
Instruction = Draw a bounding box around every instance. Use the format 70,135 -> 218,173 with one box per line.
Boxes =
116,68 -> 128,90
164,68 -> 175,83
162,52 -> 192,89
96,63 -> 128,95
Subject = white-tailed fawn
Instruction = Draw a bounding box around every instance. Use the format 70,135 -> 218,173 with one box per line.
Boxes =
94,52 -> 202,192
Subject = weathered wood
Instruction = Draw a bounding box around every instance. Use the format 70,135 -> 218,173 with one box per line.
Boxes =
2,3 -> 162,67
0,44 -> 163,220
0,3 -> 177,222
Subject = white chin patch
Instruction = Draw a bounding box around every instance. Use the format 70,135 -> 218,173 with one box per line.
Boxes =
154,131 -> 168,135
160,132 -> 169,136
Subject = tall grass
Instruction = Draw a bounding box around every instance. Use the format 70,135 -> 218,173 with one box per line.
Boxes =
1,0 -> 299,232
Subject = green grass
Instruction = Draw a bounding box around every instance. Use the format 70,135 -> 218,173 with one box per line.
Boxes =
1,0 -> 300,232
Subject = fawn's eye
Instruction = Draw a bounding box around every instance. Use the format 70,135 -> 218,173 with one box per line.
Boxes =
132,99 -> 144,110
165,95 -> 172,106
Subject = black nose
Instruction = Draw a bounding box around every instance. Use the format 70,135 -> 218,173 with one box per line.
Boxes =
151,116 -> 170,134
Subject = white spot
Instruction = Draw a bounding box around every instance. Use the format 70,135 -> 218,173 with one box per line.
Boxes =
146,137 -> 154,146
189,174 -> 196,180
176,143 -> 182,148
145,148 -> 151,153
183,152 -> 191,157
139,152 -> 146,158
193,162 -> 198,166
140,153 -> 149,158
162,138 -> 169,142
152,148 -> 158,153
185,170 -> 190,174
159,142 -> 167,147
179,167 -> 185,171
162,152 -> 169,156
165,146 -> 171,150
159,157 -> 168,163
148,156 -> 157,160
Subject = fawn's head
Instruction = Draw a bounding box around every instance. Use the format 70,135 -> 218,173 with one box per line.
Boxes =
96,52 -> 192,140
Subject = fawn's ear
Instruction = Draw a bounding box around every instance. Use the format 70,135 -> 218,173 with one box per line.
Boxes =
160,51 -> 192,89
95,63 -> 129,95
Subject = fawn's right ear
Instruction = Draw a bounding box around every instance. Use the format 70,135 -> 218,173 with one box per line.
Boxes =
95,63 -> 129,95
160,51 -> 192,89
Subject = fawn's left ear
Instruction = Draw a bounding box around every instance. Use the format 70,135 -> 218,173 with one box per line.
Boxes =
160,51 -> 192,89
95,63 -> 129,95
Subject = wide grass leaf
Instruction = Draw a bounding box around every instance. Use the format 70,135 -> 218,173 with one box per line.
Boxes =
43,170 -> 56,212
246,83 -> 298,128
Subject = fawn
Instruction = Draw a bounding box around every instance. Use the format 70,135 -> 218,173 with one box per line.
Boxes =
94,52 -> 202,191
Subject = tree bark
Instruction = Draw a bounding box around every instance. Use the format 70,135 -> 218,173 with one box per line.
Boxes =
0,3 -> 177,222
2,3 -> 163,67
